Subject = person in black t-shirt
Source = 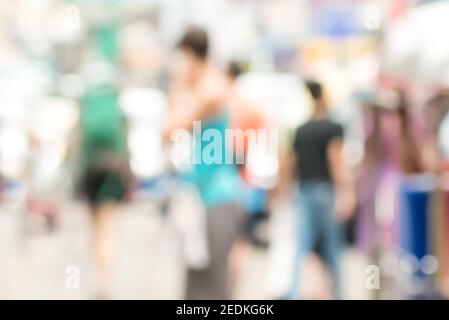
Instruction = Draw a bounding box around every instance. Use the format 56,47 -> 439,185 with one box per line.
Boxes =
293,119 -> 343,182
283,80 -> 355,299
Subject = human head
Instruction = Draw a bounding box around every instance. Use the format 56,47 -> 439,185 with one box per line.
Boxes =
227,61 -> 244,82
173,27 -> 209,85
305,80 -> 326,113
305,80 -> 323,101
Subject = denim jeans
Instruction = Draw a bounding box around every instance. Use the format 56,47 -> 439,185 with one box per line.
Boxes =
285,181 -> 343,299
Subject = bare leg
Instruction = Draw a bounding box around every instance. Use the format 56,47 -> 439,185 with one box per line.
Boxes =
91,201 -> 119,299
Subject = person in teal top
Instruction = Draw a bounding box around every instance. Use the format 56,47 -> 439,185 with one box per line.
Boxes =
164,27 -> 244,299
191,110 -> 241,207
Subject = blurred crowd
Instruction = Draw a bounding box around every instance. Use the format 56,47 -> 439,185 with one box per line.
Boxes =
1,0 -> 449,300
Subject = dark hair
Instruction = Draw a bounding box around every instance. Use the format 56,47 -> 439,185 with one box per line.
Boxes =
396,90 -> 422,174
426,92 -> 449,133
305,80 -> 323,101
177,27 -> 209,60
227,61 -> 244,80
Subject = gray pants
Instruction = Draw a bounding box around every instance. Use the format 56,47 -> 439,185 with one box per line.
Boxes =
185,202 -> 244,300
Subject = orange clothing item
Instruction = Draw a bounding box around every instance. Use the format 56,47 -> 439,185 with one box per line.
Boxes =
230,102 -> 267,154
229,99 -> 268,182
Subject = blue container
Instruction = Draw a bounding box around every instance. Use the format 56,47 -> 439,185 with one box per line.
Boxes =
398,175 -> 434,275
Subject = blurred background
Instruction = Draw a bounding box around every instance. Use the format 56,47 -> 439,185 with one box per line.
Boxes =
1,0 -> 449,300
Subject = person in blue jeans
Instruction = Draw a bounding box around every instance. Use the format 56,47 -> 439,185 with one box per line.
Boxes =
284,80 -> 355,299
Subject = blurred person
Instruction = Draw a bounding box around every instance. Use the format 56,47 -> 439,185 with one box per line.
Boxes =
353,95 -> 404,252
225,61 -> 270,293
25,131 -> 60,232
76,64 -> 131,299
163,27 -> 244,300
353,99 -> 396,299
355,101 -> 383,257
226,61 -> 269,246
352,89 -> 418,296
283,80 -> 355,300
